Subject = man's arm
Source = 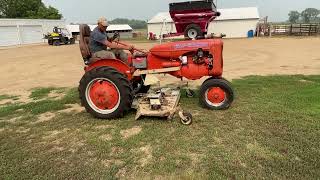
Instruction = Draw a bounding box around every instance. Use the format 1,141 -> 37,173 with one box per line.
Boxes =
92,31 -> 133,50
104,40 -> 133,50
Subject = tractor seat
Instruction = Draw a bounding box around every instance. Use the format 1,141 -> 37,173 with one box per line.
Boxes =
79,24 -> 94,64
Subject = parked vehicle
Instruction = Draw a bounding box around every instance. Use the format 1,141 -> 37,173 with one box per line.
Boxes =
44,27 -> 75,46
165,0 -> 221,39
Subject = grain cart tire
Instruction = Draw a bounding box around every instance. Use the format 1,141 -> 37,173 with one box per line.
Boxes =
79,66 -> 133,119
184,24 -> 203,39
200,78 -> 234,110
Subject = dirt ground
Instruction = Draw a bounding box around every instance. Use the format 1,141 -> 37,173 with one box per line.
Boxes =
0,37 -> 319,94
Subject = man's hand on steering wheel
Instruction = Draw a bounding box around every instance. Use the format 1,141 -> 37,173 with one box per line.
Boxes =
112,31 -> 120,42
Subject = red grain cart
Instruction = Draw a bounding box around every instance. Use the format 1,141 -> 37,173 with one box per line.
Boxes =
167,0 -> 221,39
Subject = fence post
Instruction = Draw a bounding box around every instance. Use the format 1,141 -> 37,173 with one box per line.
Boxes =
308,24 -> 311,36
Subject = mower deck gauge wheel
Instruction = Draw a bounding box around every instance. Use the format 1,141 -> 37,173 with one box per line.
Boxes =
179,111 -> 193,125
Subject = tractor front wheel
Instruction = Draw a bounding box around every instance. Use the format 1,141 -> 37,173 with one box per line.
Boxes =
79,66 -> 133,119
199,78 -> 234,110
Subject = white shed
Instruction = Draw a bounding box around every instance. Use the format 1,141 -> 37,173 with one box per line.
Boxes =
147,7 -> 260,38
0,18 -> 66,46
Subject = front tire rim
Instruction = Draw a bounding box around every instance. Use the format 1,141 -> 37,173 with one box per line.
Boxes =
85,78 -> 121,114
205,87 -> 227,107
188,29 -> 198,39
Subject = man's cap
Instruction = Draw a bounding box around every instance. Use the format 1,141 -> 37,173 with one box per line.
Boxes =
98,17 -> 109,26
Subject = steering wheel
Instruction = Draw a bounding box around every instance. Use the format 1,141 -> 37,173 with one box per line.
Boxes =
129,48 -> 135,54
112,31 -> 120,42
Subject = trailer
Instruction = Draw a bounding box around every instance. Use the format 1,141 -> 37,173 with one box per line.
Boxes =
164,0 -> 220,39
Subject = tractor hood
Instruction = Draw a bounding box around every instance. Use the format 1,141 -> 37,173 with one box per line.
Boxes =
149,39 -> 223,59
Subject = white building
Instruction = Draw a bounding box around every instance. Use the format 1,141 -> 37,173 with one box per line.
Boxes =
0,18 -> 66,46
66,24 -> 133,39
147,7 -> 260,38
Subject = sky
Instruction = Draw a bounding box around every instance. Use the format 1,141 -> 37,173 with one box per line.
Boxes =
42,0 -> 320,23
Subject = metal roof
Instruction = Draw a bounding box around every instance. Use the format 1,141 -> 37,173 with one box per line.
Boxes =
66,25 -> 80,33
107,24 -> 133,31
66,24 -> 133,33
216,7 -> 260,20
148,7 -> 259,24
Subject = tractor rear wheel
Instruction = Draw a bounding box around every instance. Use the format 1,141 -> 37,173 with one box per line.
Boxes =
199,78 -> 234,110
184,24 -> 203,39
79,66 -> 133,119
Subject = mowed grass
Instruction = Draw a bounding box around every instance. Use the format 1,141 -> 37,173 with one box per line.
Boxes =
0,75 -> 320,179
0,95 -> 19,101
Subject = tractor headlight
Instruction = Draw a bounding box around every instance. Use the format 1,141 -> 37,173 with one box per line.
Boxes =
180,56 -> 188,65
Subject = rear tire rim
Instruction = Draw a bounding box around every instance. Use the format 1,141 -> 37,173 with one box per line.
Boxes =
85,78 -> 121,114
205,87 -> 227,107
188,29 -> 198,39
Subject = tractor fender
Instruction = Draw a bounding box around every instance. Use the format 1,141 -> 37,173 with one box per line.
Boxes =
85,59 -> 133,80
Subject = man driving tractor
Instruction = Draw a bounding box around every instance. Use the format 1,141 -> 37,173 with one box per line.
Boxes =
90,17 -> 134,63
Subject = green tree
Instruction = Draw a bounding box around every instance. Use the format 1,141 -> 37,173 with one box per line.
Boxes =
0,0 -> 62,19
288,11 -> 300,23
301,8 -> 319,23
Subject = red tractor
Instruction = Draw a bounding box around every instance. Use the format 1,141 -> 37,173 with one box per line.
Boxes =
78,25 -> 234,119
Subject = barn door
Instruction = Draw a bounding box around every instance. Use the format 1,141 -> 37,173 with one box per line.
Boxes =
0,26 -> 19,46
20,25 -> 43,44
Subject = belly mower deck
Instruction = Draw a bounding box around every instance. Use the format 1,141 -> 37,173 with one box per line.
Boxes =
133,88 -> 193,125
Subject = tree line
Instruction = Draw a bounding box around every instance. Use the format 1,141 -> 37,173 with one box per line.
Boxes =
0,0 -> 62,19
0,0 -> 148,29
288,8 -> 320,23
